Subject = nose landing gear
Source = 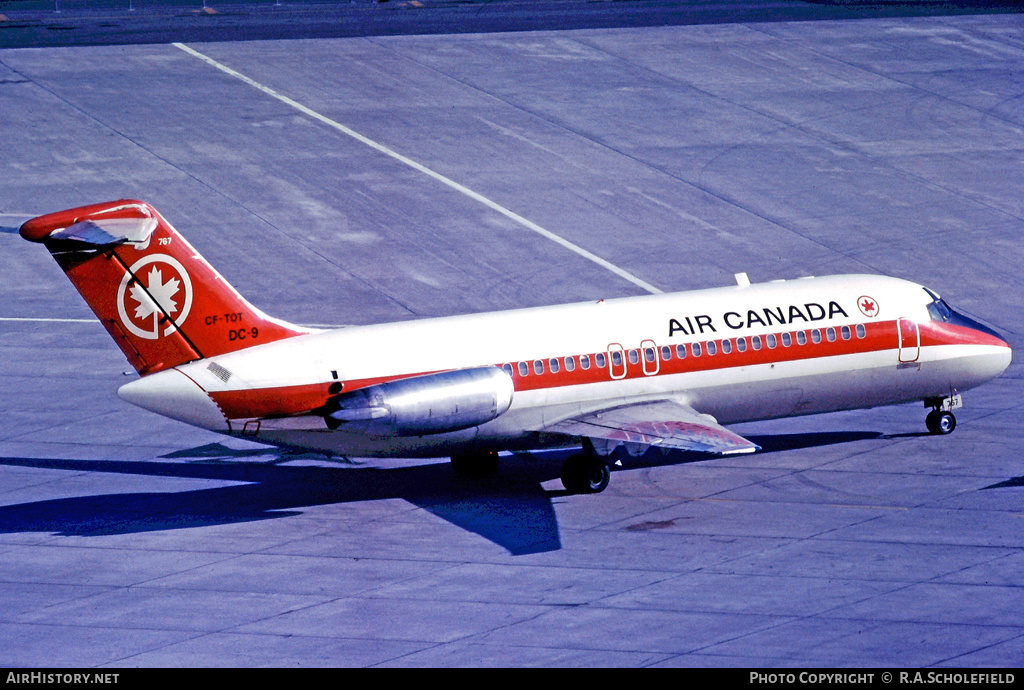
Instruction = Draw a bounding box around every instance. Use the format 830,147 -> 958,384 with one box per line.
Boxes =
926,409 -> 957,435
925,392 -> 961,435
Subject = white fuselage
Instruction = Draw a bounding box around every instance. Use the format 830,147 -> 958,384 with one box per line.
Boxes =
119,274 -> 1012,458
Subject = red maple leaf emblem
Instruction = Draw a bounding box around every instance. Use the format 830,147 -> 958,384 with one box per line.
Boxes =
859,296 -> 878,316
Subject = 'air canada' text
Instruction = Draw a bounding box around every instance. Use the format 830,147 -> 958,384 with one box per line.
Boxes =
669,301 -> 850,337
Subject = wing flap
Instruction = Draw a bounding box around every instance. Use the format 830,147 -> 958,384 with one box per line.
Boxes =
543,400 -> 759,456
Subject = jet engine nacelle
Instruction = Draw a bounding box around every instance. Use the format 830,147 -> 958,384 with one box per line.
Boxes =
325,366 -> 515,436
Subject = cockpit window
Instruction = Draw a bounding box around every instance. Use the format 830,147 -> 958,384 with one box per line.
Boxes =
924,287 -> 953,322
922,286 -> 1005,341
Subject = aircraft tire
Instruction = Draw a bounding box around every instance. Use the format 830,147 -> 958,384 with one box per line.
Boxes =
561,454 -> 610,494
926,410 -> 956,435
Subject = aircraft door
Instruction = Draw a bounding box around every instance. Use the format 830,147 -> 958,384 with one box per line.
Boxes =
607,343 -> 626,379
641,339 -> 659,376
897,318 -> 920,363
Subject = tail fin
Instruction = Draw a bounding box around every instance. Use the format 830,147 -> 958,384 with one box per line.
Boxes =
21,200 -> 310,376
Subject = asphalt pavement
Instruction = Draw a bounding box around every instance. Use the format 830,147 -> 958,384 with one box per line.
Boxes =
1,2 -> 1022,668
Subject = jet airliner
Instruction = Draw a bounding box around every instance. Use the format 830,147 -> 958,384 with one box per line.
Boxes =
20,200 -> 1012,493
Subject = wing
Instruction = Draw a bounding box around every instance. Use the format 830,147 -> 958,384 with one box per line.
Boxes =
540,399 -> 760,456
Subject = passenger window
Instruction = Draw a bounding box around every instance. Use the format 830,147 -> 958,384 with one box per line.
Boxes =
751,336 -> 762,351
676,344 -> 687,359
595,353 -> 607,368
502,363 -> 513,376
518,362 -> 529,377
565,356 -> 575,372
549,358 -> 560,373
841,325 -> 851,340
661,346 -> 672,361
692,342 -> 702,357
767,334 -> 777,349
737,337 -> 747,353
856,324 -> 866,339
781,332 -> 792,347
826,328 -> 836,342
645,347 -> 656,363
628,350 -> 639,365
796,331 -> 807,345
581,354 -> 591,370
722,339 -> 732,354
706,341 -> 717,356
534,360 -> 544,375
611,351 -> 622,367
811,329 -> 822,344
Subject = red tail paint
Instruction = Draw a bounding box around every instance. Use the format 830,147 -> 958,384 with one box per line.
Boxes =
21,200 -> 308,375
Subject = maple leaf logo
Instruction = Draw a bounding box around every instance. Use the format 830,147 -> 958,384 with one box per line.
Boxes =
858,295 -> 880,318
116,255 -> 193,340
128,266 -> 181,337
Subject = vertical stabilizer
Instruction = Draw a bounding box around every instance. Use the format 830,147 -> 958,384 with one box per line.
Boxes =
21,200 -> 310,375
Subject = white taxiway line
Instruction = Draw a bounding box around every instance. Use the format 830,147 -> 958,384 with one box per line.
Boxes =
0,317 -> 96,323
173,42 -> 662,296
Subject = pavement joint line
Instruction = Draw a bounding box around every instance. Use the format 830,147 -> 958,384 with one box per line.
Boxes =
172,41 -> 663,295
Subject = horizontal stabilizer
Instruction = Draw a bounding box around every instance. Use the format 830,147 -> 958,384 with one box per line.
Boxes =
49,217 -> 158,247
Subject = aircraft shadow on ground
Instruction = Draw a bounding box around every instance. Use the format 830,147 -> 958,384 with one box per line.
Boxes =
0,430 -> 880,555
984,476 -> 1024,490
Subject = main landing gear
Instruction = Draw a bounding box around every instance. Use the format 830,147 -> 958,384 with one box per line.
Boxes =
450,443 -> 614,494
561,453 -> 610,494
560,440 -> 611,494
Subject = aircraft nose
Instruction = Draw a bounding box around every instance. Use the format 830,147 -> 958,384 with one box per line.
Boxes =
974,323 -> 1012,377
118,369 -> 229,432
993,336 -> 1013,374
971,319 -> 1010,348
946,307 -> 1007,345
971,326 -> 1013,383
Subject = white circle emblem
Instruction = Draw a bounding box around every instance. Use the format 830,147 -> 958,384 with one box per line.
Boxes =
116,254 -> 194,339
857,295 -> 880,318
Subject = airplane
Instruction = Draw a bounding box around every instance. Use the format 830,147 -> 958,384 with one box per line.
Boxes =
20,199 -> 1012,493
